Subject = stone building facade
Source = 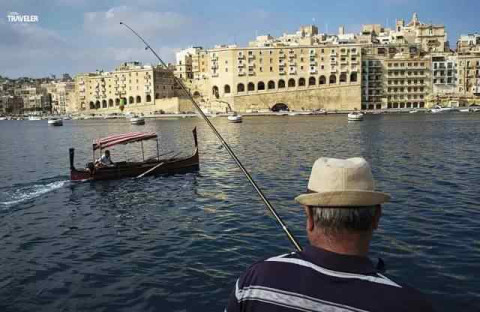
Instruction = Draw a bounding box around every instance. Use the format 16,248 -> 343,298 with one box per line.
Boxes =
72,62 -> 193,115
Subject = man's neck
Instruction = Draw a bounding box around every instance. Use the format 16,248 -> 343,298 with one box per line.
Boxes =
308,230 -> 372,257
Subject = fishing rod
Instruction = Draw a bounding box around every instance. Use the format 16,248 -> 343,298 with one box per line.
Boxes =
120,22 -> 302,252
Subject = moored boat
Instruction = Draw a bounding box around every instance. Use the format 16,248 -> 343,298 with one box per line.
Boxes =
130,116 -> 145,125
347,112 -> 364,121
227,112 -> 242,123
48,118 -> 63,126
28,116 -> 42,121
69,128 -> 199,181
430,105 -> 455,113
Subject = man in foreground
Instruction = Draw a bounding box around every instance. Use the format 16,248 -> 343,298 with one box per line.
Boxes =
227,157 -> 433,311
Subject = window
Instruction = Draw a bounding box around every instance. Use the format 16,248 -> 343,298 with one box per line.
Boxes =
248,82 -> 255,91
237,83 -> 245,93
257,81 -> 265,90
224,85 -> 231,94
268,80 -> 275,89
278,79 -> 285,88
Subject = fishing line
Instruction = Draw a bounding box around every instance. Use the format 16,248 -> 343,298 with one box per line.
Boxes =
120,22 -> 302,251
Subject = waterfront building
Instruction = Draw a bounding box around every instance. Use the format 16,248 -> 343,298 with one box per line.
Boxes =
14,86 -> 51,115
43,81 -> 75,115
457,53 -> 480,98
0,95 -> 23,115
177,25 -> 362,113
431,54 -> 458,95
175,13 -> 454,112
73,61 -> 193,115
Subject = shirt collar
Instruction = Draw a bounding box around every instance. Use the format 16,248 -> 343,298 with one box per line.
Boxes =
301,245 -> 377,275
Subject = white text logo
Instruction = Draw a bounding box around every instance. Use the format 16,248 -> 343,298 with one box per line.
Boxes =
7,12 -> 39,23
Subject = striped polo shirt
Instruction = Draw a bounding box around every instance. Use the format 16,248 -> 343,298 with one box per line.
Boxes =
226,246 -> 433,312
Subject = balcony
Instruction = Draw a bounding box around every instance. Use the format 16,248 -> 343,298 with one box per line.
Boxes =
237,54 -> 245,59
237,63 -> 245,68
238,72 -> 246,76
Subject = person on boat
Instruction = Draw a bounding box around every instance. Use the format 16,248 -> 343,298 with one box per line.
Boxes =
95,150 -> 115,168
227,157 -> 433,312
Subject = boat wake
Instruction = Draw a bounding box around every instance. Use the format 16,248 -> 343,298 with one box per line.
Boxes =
0,180 -> 69,208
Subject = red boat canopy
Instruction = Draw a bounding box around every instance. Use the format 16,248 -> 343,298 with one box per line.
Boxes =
93,132 -> 157,150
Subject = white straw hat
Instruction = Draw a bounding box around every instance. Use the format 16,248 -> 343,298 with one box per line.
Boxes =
295,157 -> 390,207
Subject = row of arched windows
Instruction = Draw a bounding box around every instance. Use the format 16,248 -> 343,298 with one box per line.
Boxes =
215,73 -> 358,95
89,94 -> 157,109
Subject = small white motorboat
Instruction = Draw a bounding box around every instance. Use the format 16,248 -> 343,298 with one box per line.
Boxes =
28,116 -> 42,121
48,118 -> 63,126
459,108 -> 471,113
347,112 -> 364,121
0,116 -> 7,121
430,105 -> 455,113
227,112 -> 243,123
130,116 -> 145,125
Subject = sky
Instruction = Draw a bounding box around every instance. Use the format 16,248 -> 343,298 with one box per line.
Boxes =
0,0 -> 479,78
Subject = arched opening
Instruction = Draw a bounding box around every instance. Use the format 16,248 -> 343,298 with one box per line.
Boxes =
193,91 -> 201,98
155,93 -> 160,99
237,83 -> 245,93
108,99 -> 113,107
247,82 -> 255,91
129,96 -> 134,104
95,100 -> 100,109
136,96 -> 141,103
319,75 -> 326,85
271,103 -> 289,112
329,74 -> 337,84
340,73 -> 347,83
146,94 -> 152,102
102,100 -> 107,108
298,78 -> 306,87
224,84 -> 231,94
89,101 -> 94,109
309,77 -> 316,86
115,98 -> 120,106
212,86 -> 219,98
278,79 -> 285,88
288,78 -> 296,87
268,80 -> 275,90
258,81 -> 265,90
350,72 -> 358,82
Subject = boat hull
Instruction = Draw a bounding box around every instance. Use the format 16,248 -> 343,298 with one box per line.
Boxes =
70,152 -> 199,181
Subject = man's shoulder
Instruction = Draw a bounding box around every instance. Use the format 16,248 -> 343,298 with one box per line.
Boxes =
237,252 -> 434,312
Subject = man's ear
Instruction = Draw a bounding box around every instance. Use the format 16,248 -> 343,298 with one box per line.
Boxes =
372,205 -> 382,230
304,206 -> 315,232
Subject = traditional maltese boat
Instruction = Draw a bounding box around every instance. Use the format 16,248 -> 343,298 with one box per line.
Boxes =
69,128 -> 199,181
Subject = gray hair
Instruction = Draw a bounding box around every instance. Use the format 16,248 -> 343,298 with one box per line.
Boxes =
310,206 -> 378,233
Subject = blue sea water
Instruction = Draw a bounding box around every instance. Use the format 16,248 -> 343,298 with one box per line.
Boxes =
0,114 -> 479,311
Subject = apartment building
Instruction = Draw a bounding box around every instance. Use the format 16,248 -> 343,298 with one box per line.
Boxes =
73,61 -> 187,114
457,54 -> 480,96
14,86 -> 51,114
43,81 -> 75,115
432,54 -> 457,94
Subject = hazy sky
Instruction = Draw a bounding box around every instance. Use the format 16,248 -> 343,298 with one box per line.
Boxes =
1,0 -> 479,78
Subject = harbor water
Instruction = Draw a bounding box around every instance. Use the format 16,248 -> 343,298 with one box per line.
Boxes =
0,114 -> 479,311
